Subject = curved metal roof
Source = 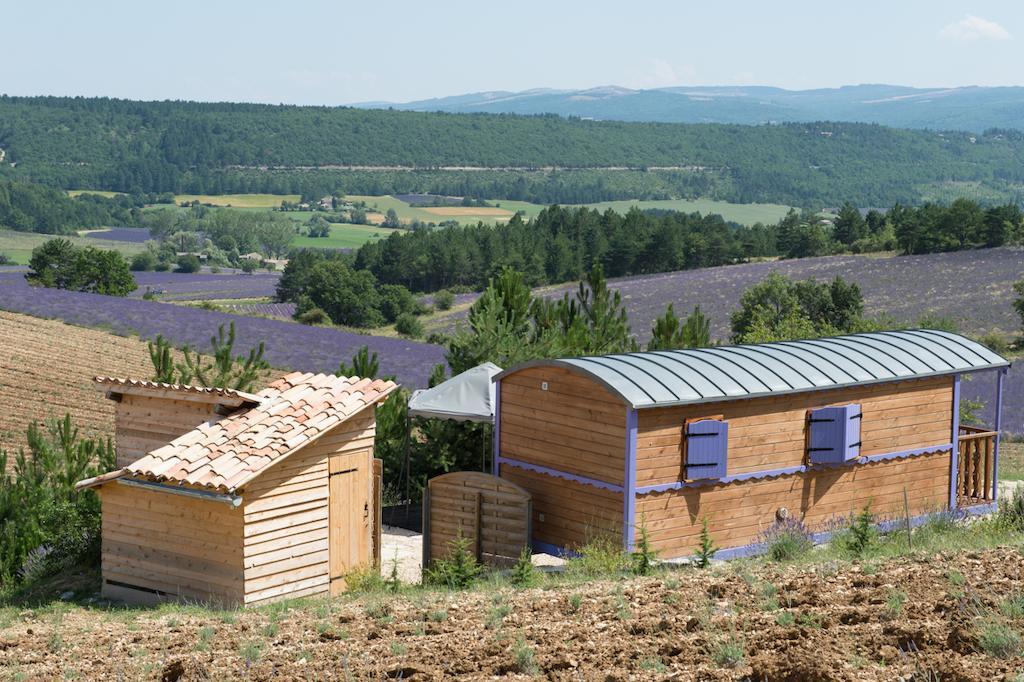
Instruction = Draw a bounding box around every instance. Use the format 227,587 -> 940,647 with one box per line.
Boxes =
495,329 -> 1010,410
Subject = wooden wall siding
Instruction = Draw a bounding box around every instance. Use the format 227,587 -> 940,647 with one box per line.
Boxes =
499,367 -> 627,484
635,450 -> 950,558
241,408 -> 375,606
425,472 -> 531,567
113,394 -> 222,467
100,483 -> 244,605
636,377 -> 953,486
501,466 -> 623,550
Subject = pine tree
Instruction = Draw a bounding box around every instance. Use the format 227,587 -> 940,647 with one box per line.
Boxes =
693,517 -> 717,569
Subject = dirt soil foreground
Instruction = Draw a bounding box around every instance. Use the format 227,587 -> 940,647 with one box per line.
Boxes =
4,547 -> 1024,680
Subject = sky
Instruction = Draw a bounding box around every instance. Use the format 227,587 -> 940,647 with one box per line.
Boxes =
2,0 -> 1022,104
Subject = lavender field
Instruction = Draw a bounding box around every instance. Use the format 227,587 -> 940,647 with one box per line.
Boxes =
84,227 -> 153,243
3,247 -> 1022,432
0,271 -> 443,387
222,302 -> 296,318
131,271 -> 280,301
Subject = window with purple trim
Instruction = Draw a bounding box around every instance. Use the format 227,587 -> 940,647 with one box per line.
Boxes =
807,404 -> 862,465
685,418 -> 728,479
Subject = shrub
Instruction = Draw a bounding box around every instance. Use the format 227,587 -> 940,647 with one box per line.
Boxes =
175,254 -> 202,273
978,621 -> 1022,659
761,518 -> 814,562
999,594 -> 1024,619
394,312 -> 425,338
842,502 -> 877,557
693,517 -> 717,568
512,636 -> 538,675
239,259 -> 259,274
998,488 -> 1024,532
295,306 -> 333,326
343,565 -> 386,594
631,520 -> 658,576
434,290 -> 455,311
379,284 -> 418,323
508,547 -> 540,588
153,260 -> 170,272
711,634 -> 745,668
978,332 -> 1010,355
566,534 -> 631,578
129,252 -> 156,271
0,415 -> 115,586
424,535 -> 482,589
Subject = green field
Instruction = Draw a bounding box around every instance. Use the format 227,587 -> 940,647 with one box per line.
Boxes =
174,193 -> 302,208
350,195 -> 792,227
0,230 -> 148,264
291,223 -> 398,250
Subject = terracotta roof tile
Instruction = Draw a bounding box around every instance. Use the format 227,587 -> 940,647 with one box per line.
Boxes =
94,377 -> 263,405
94,371 -> 398,492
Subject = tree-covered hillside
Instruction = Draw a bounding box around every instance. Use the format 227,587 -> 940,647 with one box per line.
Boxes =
1,96 -> 1024,206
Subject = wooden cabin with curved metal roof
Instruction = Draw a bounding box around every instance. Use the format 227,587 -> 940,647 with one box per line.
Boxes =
76,372 -> 397,606
492,329 -> 1010,559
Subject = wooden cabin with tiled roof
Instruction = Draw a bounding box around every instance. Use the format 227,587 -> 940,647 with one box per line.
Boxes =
76,371 -> 397,607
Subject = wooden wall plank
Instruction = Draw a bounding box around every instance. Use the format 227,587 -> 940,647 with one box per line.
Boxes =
635,451 -> 949,557
636,376 -> 953,485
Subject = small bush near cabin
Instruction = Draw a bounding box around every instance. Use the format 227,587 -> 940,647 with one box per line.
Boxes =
694,517 -> 717,568
761,518 -> 814,562
566,534 -> 632,578
508,547 -> 540,588
841,503 -> 878,557
424,535 -> 482,589
0,415 -> 114,586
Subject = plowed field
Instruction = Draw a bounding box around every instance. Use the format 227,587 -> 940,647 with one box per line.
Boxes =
0,311 -> 156,457
3,547 -> 1024,679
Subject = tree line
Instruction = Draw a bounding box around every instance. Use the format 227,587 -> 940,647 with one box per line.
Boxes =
336,201 -> 1023,297
0,179 -> 149,234
3,96 -> 1024,206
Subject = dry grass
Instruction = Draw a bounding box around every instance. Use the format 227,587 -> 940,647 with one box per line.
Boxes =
1001,441 -> 1024,481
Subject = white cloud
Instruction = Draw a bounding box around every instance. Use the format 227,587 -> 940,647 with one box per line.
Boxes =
939,15 -> 1011,42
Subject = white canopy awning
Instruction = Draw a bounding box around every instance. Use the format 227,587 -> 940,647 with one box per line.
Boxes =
407,362 -> 502,423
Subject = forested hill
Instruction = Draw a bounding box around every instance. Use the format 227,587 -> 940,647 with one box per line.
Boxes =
2,96 -> 1024,207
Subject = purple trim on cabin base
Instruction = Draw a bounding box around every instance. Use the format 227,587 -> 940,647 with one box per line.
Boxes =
698,502 -> 998,561
492,381 -> 502,477
496,456 -> 624,492
635,444 -> 954,495
950,374 -> 961,510
624,408 -> 638,552
993,367 -> 1006,501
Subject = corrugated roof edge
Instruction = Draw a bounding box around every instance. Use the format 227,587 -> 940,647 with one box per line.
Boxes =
492,329 -> 1011,411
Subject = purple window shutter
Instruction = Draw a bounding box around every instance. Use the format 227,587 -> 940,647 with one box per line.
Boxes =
809,404 -> 861,464
686,419 -> 728,479
844,404 -> 862,460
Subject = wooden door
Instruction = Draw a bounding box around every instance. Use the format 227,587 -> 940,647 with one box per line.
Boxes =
328,451 -> 370,595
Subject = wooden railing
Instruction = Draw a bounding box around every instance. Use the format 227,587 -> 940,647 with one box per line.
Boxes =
957,425 -> 997,505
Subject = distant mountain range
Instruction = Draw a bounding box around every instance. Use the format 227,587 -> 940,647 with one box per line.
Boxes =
357,84 -> 1024,132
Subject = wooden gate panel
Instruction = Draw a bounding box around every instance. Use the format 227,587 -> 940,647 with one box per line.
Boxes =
423,472 -> 531,568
